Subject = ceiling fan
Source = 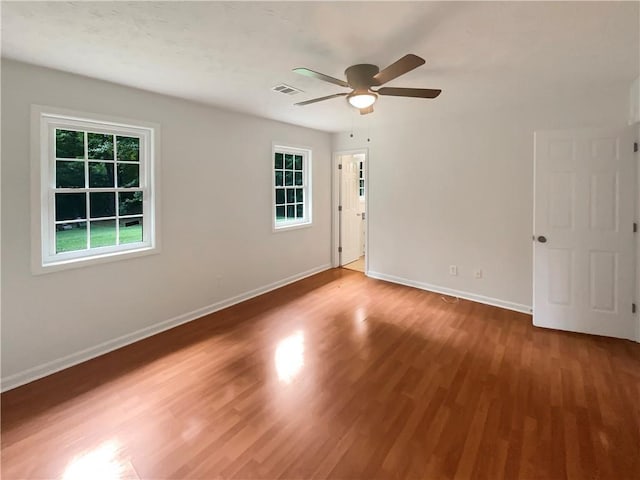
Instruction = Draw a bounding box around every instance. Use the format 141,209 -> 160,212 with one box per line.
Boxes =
292,54 -> 441,115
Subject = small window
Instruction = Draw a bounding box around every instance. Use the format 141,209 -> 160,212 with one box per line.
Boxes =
33,107 -> 159,272
359,161 -> 365,198
273,145 -> 311,230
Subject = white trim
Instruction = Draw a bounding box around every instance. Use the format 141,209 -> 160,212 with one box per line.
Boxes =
29,245 -> 161,274
367,271 -> 532,314
1,263 -> 332,392
272,221 -> 313,233
634,123 -> 640,342
30,104 -> 161,274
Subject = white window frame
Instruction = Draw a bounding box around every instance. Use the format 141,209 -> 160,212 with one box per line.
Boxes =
272,144 -> 312,231
358,160 -> 365,199
31,105 -> 161,274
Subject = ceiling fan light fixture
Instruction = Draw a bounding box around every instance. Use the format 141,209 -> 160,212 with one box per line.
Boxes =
347,90 -> 377,109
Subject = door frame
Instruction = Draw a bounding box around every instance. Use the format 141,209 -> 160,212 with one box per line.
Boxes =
636,123 -> 640,341
332,148 -> 369,272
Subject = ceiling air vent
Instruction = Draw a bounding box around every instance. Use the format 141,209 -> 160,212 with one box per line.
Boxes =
272,84 -> 303,95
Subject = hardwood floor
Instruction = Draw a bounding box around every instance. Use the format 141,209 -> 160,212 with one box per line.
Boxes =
2,268 -> 639,479
343,256 -> 365,273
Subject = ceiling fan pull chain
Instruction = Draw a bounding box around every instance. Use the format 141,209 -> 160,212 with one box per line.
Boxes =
350,108 -> 355,138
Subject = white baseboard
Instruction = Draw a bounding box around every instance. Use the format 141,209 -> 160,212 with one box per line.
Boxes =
1,263 -> 332,392
367,271 -> 532,315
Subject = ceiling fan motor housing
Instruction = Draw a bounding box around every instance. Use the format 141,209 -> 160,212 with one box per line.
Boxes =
344,64 -> 380,89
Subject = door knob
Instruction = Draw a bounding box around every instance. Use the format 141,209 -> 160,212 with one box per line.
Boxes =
537,236 -> 547,243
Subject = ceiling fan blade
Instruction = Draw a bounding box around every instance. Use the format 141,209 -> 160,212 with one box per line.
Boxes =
293,68 -> 350,88
360,105 -> 374,115
294,92 -> 348,106
373,54 -> 426,86
376,87 -> 442,99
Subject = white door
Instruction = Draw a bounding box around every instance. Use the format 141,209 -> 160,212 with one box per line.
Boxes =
340,155 -> 361,265
534,127 -> 635,340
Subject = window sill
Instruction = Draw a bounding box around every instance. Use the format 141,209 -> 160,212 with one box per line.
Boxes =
273,221 -> 313,233
33,245 -> 160,275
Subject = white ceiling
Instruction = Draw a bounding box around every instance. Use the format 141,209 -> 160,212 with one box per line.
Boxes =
2,1 -> 638,132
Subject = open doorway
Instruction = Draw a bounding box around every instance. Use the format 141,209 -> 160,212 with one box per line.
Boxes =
335,150 -> 367,273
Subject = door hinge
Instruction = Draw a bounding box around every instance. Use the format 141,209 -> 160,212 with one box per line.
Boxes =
634,222 -> 638,233
338,164 -> 343,170
633,303 -> 637,314
338,246 -> 342,253
634,142 -> 638,153
338,205 -> 342,212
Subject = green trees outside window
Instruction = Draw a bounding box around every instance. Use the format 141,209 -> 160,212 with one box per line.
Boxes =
55,129 -> 143,252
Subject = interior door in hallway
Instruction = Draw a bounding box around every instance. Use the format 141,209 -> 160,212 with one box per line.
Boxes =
533,127 -> 636,340
340,154 -> 361,265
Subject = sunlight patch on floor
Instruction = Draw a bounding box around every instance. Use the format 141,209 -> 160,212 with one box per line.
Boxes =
275,330 -> 305,384
62,439 -> 139,480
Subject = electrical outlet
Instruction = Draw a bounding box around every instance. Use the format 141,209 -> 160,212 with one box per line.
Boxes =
449,265 -> 458,276
475,269 -> 483,279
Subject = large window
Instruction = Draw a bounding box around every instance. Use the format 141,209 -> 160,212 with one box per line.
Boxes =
273,145 -> 312,230
33,107 -> 159,272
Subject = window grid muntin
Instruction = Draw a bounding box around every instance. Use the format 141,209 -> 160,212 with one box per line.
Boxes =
47,119 -> 150,260
274,147 -> 310,227
275,173 -> 305,219
53,128 -> 144,252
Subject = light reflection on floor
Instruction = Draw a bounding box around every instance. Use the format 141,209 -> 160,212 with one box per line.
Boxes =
353,307 -> 368,337
62,439 -> 135,480
275,330 -> 305,384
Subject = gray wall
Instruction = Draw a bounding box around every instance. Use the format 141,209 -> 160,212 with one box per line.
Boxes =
1,60 -> 333,387
334,82 -> 630,311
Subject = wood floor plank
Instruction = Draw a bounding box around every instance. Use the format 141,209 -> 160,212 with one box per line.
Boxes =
2,268 -> 639,479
